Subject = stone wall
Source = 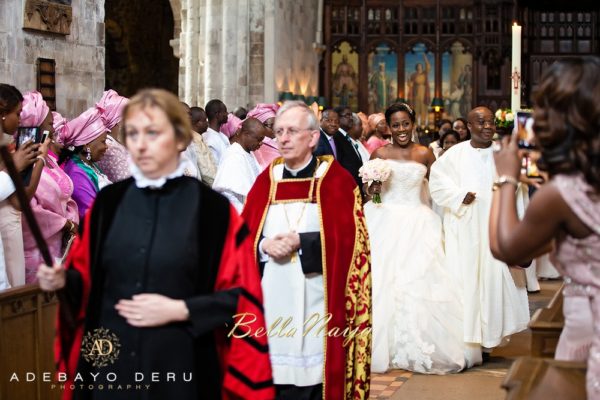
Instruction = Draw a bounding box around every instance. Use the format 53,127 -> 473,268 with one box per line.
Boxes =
0,0 -> 105,118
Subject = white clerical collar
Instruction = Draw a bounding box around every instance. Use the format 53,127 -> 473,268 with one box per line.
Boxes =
284,157 -> 314,177
130,157 -> 187,189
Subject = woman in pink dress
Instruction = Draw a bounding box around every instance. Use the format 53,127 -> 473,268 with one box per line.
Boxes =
19,92 -> 79,283
247,103 -> 280,170
0,85 -> 47,288
365,113 -> 390,153
490,57 -> 600,399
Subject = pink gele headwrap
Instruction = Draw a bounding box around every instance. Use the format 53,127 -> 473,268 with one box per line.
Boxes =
368,113 -> 386,133
246,103 -> 279,124
63,107 -> 108,147
220,114 -> 243,138
52,111 -> 69,145
19,91 -> 50,128
96,89 -> 129,130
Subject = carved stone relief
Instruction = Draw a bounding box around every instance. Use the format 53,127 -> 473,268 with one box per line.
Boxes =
23,0 -> 72,35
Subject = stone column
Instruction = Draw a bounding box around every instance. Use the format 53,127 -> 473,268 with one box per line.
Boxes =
203,0 -> 222,102
263,0 -> 276,103
221,0 -> 247,108
248,0 -> 265,106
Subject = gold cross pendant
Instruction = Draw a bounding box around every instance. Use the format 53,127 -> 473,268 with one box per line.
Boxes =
291,252 -> 298,263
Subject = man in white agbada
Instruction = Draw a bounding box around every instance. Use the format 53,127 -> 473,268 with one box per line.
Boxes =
202,99 -> 230,165
212,118 -> 265,212
429,106 -> 530,352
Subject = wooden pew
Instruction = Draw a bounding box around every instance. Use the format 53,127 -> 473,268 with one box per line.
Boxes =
528,283 -> 564,358
502,357 -> 586,400
0,284 -> 61,400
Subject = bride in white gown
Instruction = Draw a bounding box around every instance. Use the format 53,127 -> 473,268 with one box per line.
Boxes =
365,103 -> 482,374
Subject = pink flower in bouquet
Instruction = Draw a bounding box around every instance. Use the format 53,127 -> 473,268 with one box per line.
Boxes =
359,158 -> 392,203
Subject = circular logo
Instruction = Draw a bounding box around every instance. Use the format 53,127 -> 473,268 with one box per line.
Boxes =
81,327 -> 121,368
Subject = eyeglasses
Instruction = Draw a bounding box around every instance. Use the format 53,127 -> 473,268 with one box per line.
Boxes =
274,127 -> 310,138
474,120 -> 495,127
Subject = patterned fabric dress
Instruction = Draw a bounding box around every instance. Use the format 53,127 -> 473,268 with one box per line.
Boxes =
552,174 -> 600,399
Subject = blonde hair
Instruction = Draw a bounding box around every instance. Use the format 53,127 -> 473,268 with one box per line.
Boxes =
120,88 -> 193,147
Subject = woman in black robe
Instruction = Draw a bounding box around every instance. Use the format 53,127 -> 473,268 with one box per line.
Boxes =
37,89 -> 273,400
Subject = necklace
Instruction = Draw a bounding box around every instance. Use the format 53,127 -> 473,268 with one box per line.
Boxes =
282,202 -> 309,263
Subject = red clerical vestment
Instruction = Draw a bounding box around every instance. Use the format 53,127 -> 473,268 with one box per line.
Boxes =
55,178 -> 274,400
242,156 -> 372,400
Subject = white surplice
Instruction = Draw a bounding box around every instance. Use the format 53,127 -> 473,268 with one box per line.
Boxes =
429,141 -> 530,348
260,161 -> 329,386
212,142 -> 260,212
202,127 -> 230,166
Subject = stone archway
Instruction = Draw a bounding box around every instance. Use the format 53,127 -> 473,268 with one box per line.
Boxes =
167,0 -> 182,58
104,0 -> 179,96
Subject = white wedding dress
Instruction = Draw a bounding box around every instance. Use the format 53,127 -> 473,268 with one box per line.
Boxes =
364,160 -> 482,374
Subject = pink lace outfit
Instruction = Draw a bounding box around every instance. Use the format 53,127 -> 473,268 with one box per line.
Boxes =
552,174 -> 600,399
22,151 -> 79,283
96,135 -> 131,182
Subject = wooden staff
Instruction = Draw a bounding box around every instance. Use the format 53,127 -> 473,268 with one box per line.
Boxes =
0,142 -> 75,328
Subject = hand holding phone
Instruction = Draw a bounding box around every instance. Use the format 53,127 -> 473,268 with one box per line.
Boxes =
12,141 -> 40,172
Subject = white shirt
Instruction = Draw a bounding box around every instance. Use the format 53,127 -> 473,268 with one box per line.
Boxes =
212,142 -> 261,212
203,127 -> 230,166
0,171 -> 16,201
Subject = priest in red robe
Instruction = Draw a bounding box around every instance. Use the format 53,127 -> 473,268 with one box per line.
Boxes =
242,100 -> 372,400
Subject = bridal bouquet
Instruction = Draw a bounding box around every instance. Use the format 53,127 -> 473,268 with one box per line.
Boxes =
359,159 -> 392,204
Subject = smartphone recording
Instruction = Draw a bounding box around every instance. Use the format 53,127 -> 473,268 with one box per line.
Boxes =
16,127 -> 41,148
516,112 -> 537,149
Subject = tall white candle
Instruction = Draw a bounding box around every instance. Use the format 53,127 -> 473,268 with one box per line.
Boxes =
511,23 -> 522,112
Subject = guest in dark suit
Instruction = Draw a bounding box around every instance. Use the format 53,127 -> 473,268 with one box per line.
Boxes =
316,108 -> 364,195
314,109 -> 338,157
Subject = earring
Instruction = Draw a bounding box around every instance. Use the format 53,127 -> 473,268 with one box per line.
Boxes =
86,148 -> 91,161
